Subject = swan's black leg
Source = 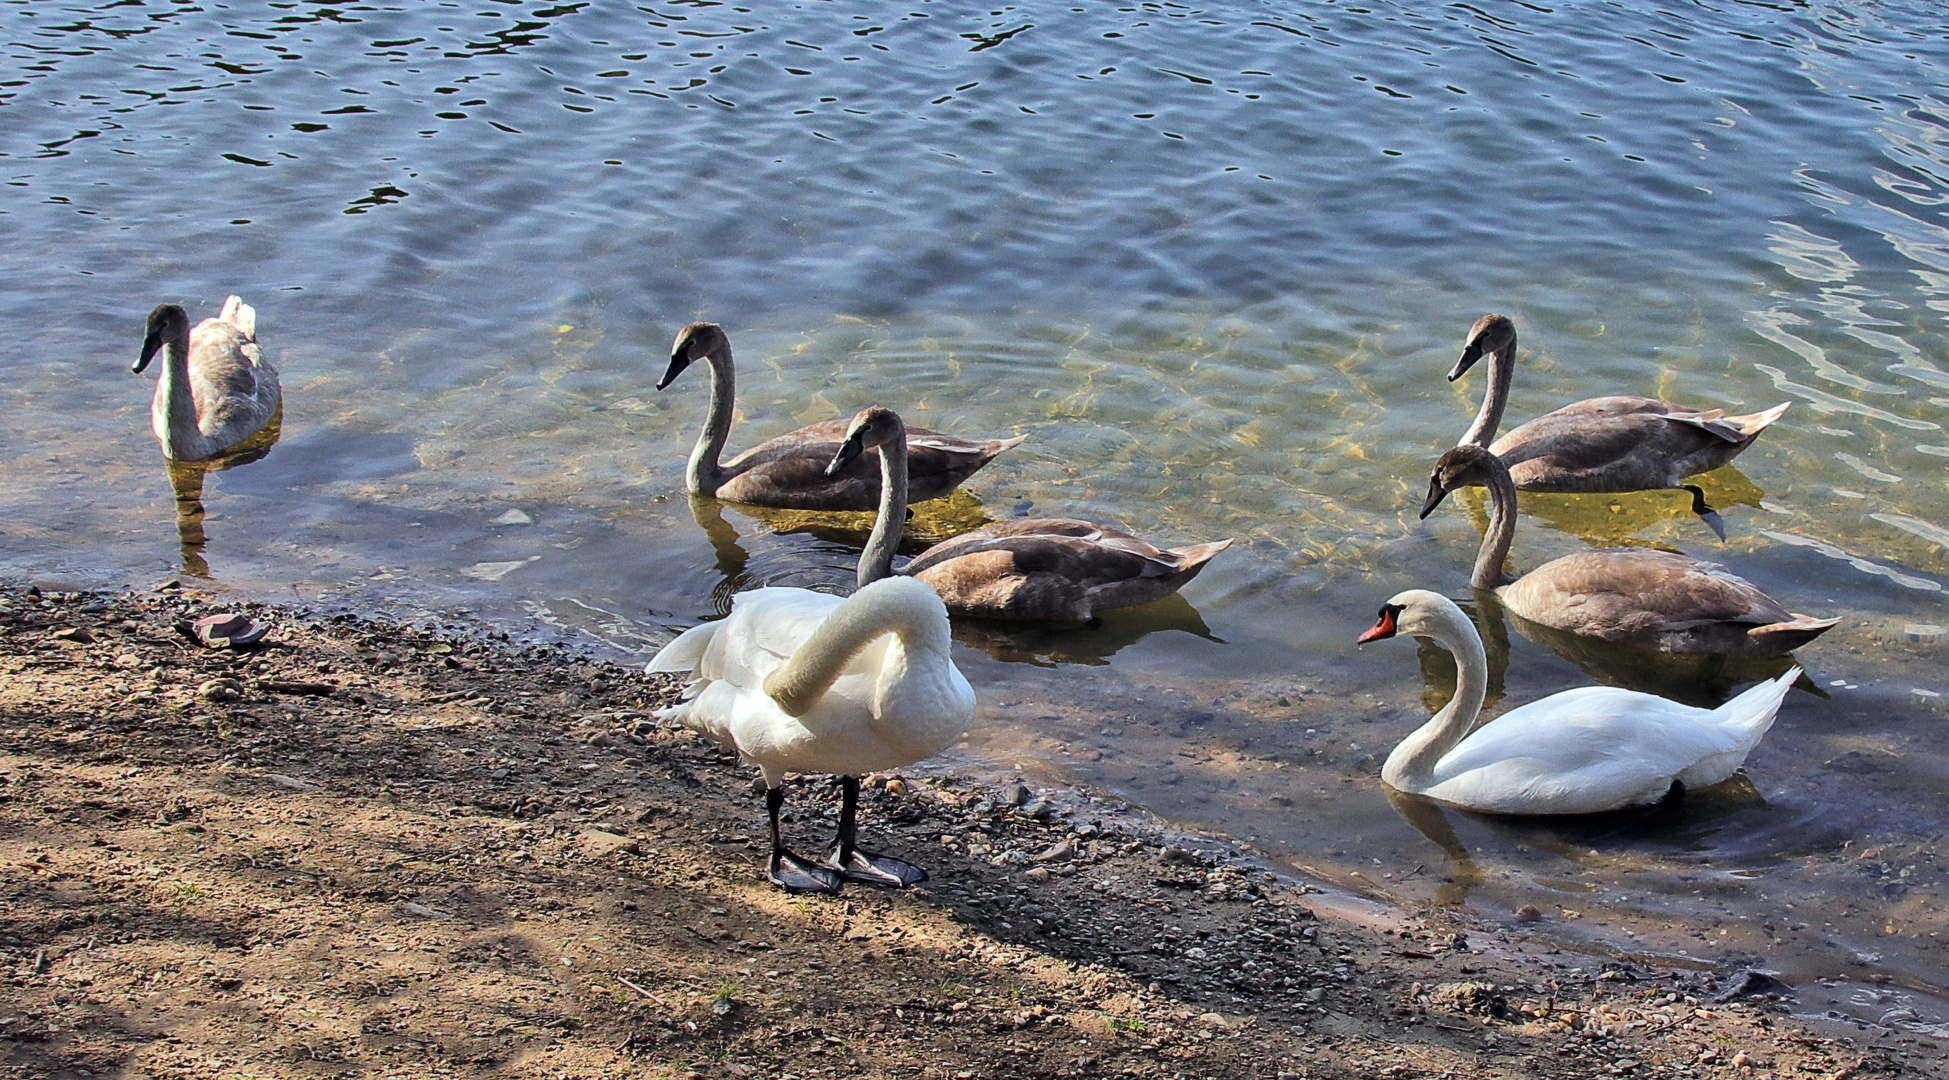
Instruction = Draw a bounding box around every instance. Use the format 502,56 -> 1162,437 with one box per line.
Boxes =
1659,778 -> 1687,810
1683,485 -> 1727,541
766,783 -> 842,895
825,776 -> 927,887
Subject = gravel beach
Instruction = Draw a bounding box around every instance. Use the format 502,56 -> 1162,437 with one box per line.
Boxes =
2,580 -> 1938,1080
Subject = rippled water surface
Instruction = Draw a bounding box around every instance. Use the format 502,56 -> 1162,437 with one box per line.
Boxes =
6,0 -> 1949,1014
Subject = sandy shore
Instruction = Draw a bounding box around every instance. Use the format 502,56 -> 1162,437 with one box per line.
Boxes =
1,579 -> 1938,1080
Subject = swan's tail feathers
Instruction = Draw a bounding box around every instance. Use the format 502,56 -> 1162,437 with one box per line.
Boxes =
990,433 -> 1029,454
646,620 -> 721,676
1712,666 -> 1800,741
219,295 -> 257,340
1672,401 -> 1790,444
1746,615 -> 1840,651
1725,401 -> 1790,439
1168,537 -> 1234,571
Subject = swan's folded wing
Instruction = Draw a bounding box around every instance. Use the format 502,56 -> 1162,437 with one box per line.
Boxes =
1659,402 -> 1788,443
647,619 -> 722,676
189,320 -> 261,399
906,519 -> 1187,582
904,427 -> 1025,481
1491,411 -> 1670,476
723,421 -> 1006,475
692,587 -> 846,690
1431,687 -> 1751,811
1517,549 -> 1796,631
1440,687 -> 1745,778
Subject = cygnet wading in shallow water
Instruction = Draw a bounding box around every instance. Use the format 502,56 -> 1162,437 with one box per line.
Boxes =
1447,312 -> 1789,539
134,297 -> 281,462
657,322 -> 1023,511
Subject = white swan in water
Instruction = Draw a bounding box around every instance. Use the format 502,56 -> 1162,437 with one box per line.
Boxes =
649,410 -> 975,894
1357,589 -> 1796,815
134,297 -> 281,462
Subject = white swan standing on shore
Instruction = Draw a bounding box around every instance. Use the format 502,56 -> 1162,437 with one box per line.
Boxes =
134,297 -> 281,462
1357,589 -> 1796,815
649,408 -> 975,894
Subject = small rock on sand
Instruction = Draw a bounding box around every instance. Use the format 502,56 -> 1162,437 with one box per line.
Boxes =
263,773 -> 321,793
583,829 -> 640,857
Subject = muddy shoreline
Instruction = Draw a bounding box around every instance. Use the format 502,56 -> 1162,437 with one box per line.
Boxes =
2,579 -> 1941,1080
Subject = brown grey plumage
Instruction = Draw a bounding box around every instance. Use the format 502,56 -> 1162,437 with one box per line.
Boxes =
659,322 -> 1023,511
1422,444 -> 1837,655
133,297 -> 281,462
1450,313 -> 1789,535
828,407 -> 1231,624
900,519 -> 1232,624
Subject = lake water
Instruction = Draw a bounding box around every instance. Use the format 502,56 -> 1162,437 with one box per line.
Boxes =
6,0 -> 1949,1028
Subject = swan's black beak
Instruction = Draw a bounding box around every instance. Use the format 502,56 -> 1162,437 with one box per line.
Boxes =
1357,603 -> 1402,644
134,330 -> 163,375
825,433 -> 866,478
655,349 -> 692,391
1419,473 -> 1449,519
1447,339 -> 1483,382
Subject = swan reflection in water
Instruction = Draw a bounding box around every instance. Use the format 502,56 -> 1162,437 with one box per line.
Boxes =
947,594 -> 1223,667
1384,776 -> 1769,910
164,403 -> 282,577
1444,464 -> 1765,551
687,491 -> 1223,665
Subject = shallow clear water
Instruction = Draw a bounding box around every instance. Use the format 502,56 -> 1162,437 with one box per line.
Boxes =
6,0 -> 1949,1010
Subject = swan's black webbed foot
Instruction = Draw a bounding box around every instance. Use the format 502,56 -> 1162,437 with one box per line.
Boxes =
824,774 -> 926,887
764,782 -> 842,894
769,850 -> 844,895
1683,485 -> 1728,541
1658,778 -> 1687,809
826,844 -> 928,888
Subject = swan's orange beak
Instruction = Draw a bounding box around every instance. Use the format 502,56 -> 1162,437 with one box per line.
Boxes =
1357,605 -> 1399,644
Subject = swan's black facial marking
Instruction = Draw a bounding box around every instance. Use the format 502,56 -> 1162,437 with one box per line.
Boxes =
1449,312 -> 1513,382
659,322 -> 723,391
657,341 -> 695,390
826,407 -> 901,477
1357,602 -> 1404,644
134,304 -> 187,374
1419,471 -> 1449,519
825,431 -> 866,477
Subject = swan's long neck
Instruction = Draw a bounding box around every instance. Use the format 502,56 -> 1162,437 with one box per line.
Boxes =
1381,603 -> 1489,793
686,345 -> 736,495
1459,341 -> 1515,449
856,437 -> 909,588
762,578 -> 951,717
1472,453 -> 1519,590
153,323 -> 203,458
